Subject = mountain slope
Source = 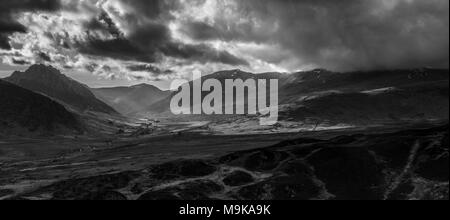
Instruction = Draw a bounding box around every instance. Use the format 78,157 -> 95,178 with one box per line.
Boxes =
280,68 -> 449,102
4,64 -> 118,115
279,68 -> 449,125
93,84 -> 171,116
144,69 -> 288,114
0,80 -> 82,134
281,80 -> 449,124
142,68 -> 448,126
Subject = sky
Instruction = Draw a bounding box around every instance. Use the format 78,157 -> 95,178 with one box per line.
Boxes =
0,0 -> 448,89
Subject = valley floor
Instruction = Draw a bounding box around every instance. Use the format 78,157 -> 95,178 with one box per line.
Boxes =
0,121 -> 448,200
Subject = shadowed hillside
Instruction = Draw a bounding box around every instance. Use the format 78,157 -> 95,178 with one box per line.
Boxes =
281,81 -> 449,124
93,84 -> 171,116
0,80 -> 82,135
5,64 -> 118,115
140,68 -> 449,126
143,69 -> 288,115
280,68 -> 449,102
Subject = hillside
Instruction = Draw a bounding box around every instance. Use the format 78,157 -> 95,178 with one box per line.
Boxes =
280,68 -> 449,102
144,69 -> 288,115
5,64 -> 119,115
141,69 -> 449,126
0,80 -> 82,135
93,84 -> 171,116
280,69 -> 449,125
281,81 -> 449,124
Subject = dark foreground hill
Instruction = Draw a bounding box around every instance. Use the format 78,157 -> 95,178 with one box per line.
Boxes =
5,64 -> 118,115
0,80 -> 82,134
11,123 -> 448,200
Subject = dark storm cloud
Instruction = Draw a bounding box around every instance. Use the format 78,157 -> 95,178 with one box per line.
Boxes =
118,0 -> 176,19
162,42 -> 250,66
84,11 -> 123,38
180,20 -> 268,44
0,0 -> 248,68
182,0 -> 449,71
78,11 -> 162,63
12,58 -> 30,65
77,37 -> 158,63
0,0 -> 61,12
127,64 -> 174,75
38,52 -> 52,62
75,0 -> 248,66
0,18 -> 27,50
0,0 -> 61,50
4,0 -> 447,73
127,23 -> 172,49
84,63 -> 99,73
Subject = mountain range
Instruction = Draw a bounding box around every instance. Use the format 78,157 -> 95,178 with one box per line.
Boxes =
4,64 -> 118,115
1,65 -> 448,134
142,69 -> 289,115
142,68 -> 449,125
92,83 -> 171,116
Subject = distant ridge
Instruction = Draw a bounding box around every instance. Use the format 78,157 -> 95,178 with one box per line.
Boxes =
5,64 -> 119,115
143,69 -> 289,114
93,83 -> 171,116
142,68 -> 448,125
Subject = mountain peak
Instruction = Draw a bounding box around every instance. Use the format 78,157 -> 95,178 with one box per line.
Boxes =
10,64 -> 67,82
26,64 -> 62,75
130,83 -> 165,93
5,65 -> 119,115
28,63 -> 58,70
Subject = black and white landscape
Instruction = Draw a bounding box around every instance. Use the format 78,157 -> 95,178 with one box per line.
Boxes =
0,0 -> 449,200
